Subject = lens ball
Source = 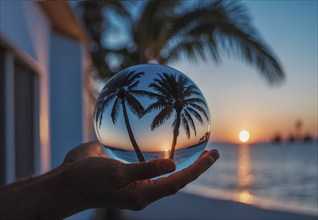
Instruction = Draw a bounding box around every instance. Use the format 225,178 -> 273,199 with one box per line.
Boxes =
94,64 -> 211,171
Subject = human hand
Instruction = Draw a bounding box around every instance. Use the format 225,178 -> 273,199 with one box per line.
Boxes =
0,141 -> 219,219
59,141 -> 219,211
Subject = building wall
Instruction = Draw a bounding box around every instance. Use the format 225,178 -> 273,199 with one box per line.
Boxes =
1,1 -> 93,218
50,32 -> 85,167
0,0 -> 87,175
0,0 -> 51,177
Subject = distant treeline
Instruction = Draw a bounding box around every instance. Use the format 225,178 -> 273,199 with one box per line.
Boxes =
272,133 -> 315,144
272,120 -> 316,144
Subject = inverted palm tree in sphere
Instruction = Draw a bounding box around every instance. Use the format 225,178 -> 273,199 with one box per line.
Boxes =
94,70 -> 151,162
146,73 -> 209,159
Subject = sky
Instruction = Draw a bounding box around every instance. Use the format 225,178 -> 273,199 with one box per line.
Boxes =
169,0 -> 318,143
87,0 -> 318,145
96,64 -> 211,152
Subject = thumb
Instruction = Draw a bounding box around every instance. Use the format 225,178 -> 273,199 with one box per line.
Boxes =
123,159 -> 176,182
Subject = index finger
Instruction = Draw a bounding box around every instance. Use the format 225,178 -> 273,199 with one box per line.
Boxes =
137,150 -> 219,204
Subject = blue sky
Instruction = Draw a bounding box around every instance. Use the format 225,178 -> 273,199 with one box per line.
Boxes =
169,0 -> 317,143
82,0 -> 317,143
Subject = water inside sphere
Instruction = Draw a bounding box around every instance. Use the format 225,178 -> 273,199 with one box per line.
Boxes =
94,64 -> 211,172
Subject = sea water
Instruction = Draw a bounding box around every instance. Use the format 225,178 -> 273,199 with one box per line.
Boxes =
184,142 -> 318,216
94,64 -> 211,170
104,142 -> 207,171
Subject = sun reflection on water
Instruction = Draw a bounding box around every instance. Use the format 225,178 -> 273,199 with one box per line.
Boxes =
164,148 -> 170,159
237,144 -> 255,204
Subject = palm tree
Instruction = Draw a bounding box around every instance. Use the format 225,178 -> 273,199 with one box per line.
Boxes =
295,119 -> 303,141
76,0 -> 131,76
145,73 -> 209,159
76,0 -> 285,84
94,70 -> 150,162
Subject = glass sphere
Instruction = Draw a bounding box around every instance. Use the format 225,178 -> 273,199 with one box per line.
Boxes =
94,64 -> 211,172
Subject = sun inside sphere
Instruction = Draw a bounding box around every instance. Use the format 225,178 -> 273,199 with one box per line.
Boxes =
94,64 -> 211,172
239,130 -> 250,143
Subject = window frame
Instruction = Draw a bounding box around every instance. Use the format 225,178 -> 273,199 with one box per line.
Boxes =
1,36 -> 41,184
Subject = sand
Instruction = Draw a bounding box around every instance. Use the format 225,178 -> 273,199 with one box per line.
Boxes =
122,192 -> 317,220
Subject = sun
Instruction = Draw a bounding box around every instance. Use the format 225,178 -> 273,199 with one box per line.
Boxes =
239,130 -> 250,143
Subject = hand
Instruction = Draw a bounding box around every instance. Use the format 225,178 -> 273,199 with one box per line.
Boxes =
0,141 -> 219,219
60,141 -> 220,211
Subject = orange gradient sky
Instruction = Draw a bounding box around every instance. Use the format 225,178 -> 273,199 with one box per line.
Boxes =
96,100 -> 210,152
171,1 -> 317,143
94,1 -> 317,145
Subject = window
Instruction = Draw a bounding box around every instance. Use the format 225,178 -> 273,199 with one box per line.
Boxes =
14,63 -> 37,179
0,46 -> 5,186
0,43 -> 39,184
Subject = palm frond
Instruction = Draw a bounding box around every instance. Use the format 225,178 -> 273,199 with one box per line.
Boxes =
181,113 -> 191,139
111,97 -> 120,124
181,85 -> 201,99
126,71 -> 145,85
184,97 -> 207,106
186,107 -> 203,124
127,80 -> 139,90
149,82 -> 171,98
183,109 -> 197,136
125,94 -> 145,118
151,105 -> 174,130
95,94 -> 116,127
144,100 -> 168,114
161,1 -> 284,84
189,103 -> 209,121
130,90 -> 160,99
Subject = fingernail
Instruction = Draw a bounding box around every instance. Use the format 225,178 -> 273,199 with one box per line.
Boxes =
214,151 -> 220,160
211,150 -> 219,161
161,160 -> 175,173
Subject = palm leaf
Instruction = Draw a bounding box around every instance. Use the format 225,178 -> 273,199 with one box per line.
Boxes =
125,94 -> 145,118
127,80 -> 139,90
149,82 -> 171,98
111,98 -> 120,124
181,113 -> 191,139
181,85 -> 201,98
186,107 -> 203,124
189,103 -> 209,121
95,94 -> 116,127
130,90 -> 159,99
126,71 -> 145,85
162,1 -> 284,84
144,100 -> 167,114
151,105 -> 173,130
183,109 -> 197,136
184,97 -> 207,106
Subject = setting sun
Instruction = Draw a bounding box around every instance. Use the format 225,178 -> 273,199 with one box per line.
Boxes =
239,130 -> 250,143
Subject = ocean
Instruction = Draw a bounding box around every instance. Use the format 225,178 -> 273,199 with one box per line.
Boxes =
183,142 -> 318,216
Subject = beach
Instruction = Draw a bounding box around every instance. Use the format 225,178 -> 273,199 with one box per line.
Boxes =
122,192 -> 317,220
122,142 -> 318,220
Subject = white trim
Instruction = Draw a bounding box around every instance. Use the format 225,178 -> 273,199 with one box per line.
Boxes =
0,33 -> 44,76
33,73 -> 40,174
1,33 -> 50,180
82,47 -> 91,142
4,51 -> 15,183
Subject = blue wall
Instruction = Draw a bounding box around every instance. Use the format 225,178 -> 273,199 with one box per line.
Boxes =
50,33 -> 84,167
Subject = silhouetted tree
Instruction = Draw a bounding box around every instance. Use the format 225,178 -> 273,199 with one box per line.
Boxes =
303,133 -> 313,143
272,133 -> 282,144
199,132 -> 210,143
94,70 -> 151,161
288,134 -> 296,143
145,73 -> 209,159
295,119 -> 303,140
77,0 -> 285,84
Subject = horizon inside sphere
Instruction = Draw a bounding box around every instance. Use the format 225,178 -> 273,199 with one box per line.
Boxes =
94,64 -> 211,172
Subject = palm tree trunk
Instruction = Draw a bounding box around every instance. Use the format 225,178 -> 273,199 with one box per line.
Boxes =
121,100 -> 145,162
169,111 -> 181,160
